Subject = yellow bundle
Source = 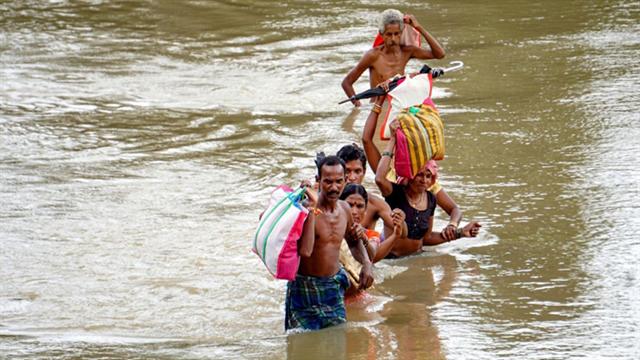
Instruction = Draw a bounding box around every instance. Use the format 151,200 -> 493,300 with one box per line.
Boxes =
394,104 -> 445,179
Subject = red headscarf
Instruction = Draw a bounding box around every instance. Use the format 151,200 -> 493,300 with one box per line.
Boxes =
396,160 -> 438,185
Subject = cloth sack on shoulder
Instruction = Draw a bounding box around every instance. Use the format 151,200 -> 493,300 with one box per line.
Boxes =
253,185 -> 308,280
394,104 -> 445,180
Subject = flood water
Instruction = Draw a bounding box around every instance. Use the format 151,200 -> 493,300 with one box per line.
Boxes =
1,1 -> 639,359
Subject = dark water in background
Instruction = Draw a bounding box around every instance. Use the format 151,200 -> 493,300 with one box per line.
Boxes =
1,1 -> 639,359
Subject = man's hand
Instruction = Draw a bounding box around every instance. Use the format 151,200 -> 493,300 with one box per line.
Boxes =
461,221 -> 482,238
391,209 -> 405,236
442,224 -> 457,241
376,79 -> 392,92
393,225 -> 402,237
404,14 -> 421,29
352,99 -> 362,107
349,223 -> 366,242
358,262 -> 374,290
300,179 -> 317,209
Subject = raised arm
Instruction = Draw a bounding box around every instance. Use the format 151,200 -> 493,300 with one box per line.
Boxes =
375,120 -> 399,197
404,14 -> 445,60
362,96 -> 386,173
342,51 -> 376,107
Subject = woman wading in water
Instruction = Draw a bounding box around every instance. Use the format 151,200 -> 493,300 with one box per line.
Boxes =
375,120 -> 481,257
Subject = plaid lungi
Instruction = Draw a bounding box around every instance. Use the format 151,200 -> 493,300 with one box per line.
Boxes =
285,268 -> 350,331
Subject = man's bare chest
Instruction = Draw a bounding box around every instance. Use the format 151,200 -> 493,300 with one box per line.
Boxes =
372,54 -> 410,77
315,214 -> 347,242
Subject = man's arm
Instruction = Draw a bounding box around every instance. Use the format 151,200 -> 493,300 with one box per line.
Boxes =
422,216 -> 448,246
374,197 -> 407,238
348,224 -> 374,266
375,198 -> 394,233
374,121 -> 398,197
372,209 -> 405,262
404,14 -> 445,60
435,188 -> 463,241
344,203 -> 374,289
342,51 -> 376,107
298,182 -> 317,257
362,96 -> 385,173
423,218 -> 483,246
298,212 -> 316,257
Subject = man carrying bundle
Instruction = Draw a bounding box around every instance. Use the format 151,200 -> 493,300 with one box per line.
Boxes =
285,156 -> 374,331
341,9 -> 445,107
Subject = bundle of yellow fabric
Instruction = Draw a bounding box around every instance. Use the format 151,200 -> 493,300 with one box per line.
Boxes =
394,104 -> 445,179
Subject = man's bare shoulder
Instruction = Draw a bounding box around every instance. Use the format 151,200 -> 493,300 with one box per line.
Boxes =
368,193 -> 391,211
362,47 -> 382,61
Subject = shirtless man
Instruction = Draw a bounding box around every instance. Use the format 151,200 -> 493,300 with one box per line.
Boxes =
285,155 -> 374,331
341,9 -> 445,107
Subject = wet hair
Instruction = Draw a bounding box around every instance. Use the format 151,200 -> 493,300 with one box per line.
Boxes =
340,183 -> 368,205
379,9 -> 404,34
336,143 -> 366,170
315,153 -> 345,179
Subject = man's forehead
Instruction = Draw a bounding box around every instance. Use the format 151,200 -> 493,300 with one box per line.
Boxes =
320,164 -> 345,177
345,160 -> 364,170
383,23 -> 402,33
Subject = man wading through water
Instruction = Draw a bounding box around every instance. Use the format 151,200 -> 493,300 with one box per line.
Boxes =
341,9 -> 445,107
285,156 -> 374,331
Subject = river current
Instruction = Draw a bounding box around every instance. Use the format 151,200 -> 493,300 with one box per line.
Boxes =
1,1 -> 639,359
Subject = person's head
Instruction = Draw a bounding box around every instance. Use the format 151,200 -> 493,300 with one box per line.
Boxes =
378,9 -> 404,47
340,183 -> 368,224
407,160 -> 438,192
316,154 -> 346,203
336,144 -> 366,185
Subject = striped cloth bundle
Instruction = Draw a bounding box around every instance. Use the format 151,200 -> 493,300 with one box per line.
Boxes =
394,104 -> 445,180
253,185 -> 308,280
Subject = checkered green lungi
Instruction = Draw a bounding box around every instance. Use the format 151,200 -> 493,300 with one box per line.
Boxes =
285,268 -> 350,331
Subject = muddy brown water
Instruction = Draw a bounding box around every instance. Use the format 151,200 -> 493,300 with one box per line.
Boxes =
1,1 -> 639,359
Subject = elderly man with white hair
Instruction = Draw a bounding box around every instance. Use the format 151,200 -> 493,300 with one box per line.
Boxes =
341,9 -> 445,107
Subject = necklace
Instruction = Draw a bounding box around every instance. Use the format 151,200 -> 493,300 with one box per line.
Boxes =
407,191 -> 425,208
